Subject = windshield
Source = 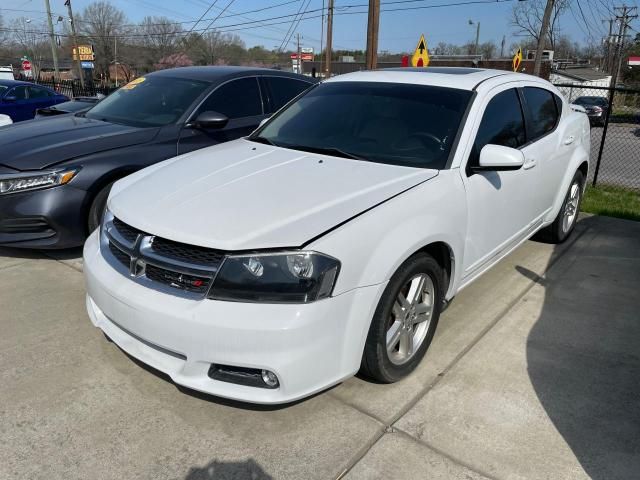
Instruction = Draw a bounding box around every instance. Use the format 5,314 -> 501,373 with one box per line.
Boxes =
575,97 -> 607,106
253,82 -> 473,169
86,76 -> 210,127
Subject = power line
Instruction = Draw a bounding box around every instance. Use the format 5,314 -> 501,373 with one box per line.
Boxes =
0,0 -> 521,40
185,0 -> 220,35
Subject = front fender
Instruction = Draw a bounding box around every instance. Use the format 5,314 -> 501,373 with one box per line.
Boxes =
309,171 -> 467,299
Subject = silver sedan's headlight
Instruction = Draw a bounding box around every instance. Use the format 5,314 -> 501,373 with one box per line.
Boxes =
209,251 -> 340,303
0,169 -> 78,195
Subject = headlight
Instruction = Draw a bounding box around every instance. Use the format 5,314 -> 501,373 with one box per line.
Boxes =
0,169 -> 78,195
209,251 -> 340,303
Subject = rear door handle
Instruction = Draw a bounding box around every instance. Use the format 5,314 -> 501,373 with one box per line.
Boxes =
523,158 -> 537,170
564,135 -> 575,145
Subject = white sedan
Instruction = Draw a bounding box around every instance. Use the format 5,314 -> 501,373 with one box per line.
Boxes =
83,67 -> 590,404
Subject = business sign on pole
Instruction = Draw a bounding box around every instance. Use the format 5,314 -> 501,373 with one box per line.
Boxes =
411,34 -> 430,67
301,47 -> 314,54
290,53 -> 314,61
81,61 -> 95,69
629,56 -> 640,66
73,45 -> 95,62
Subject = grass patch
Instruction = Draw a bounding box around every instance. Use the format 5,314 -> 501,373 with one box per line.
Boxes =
582,184 -> 640,221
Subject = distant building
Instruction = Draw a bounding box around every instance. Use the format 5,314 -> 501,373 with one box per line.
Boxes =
549,66 -> 612,101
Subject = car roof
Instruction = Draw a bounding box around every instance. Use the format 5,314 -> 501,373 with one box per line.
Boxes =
146,66 -> 313,83
0,79 -> 33,87
325,67 -> 533,91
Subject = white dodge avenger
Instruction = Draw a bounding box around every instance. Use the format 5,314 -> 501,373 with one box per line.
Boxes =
84,68 -> 589,404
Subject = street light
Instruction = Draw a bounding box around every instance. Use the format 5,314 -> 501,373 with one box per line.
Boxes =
468,19 -> 480,56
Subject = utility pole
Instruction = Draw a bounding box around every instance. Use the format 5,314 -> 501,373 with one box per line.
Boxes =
365,0 -> 380,70
325,0 -> 334,77
320,0 -> 325,77
296,33 -> 302,75
44,0 -> 60,82
65,0 -> 84,88
474,22 -> 480,56
534,0 -> 554,76
500,35 -> 506,58
603,18 -> 615,72
614,6 -> 638,84
114,35 -> 118,87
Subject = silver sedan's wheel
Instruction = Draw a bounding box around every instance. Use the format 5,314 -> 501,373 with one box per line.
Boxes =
562,182 -> 580,234
387,274 -> 435,365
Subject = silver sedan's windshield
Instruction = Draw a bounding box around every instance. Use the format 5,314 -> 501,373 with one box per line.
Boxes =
252,82 -> 473,169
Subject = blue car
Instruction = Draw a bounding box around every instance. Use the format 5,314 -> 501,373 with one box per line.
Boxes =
0,80 -> 68,122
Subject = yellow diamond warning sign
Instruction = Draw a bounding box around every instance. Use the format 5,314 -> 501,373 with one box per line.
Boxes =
512,47 -> 523,72
411,34 -> 430,67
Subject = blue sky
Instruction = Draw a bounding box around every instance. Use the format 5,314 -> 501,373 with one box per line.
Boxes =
2,0 -> 623,54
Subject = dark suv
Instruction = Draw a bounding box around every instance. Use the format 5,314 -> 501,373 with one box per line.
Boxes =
0,67 -> 315,248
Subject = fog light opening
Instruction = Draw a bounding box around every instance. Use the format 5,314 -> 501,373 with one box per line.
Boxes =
261,369 -> 279,388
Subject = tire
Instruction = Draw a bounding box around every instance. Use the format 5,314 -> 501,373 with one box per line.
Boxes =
87,182 -> 114,234
539,170 -> 584,244
360,253 -> 443,383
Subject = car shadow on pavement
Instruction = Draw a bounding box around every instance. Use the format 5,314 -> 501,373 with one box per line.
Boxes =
525,215 -> 640,479
184,459 -> 272,480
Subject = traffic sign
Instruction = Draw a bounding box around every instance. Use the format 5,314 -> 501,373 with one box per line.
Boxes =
411,34 -> 430,67
512,47 -> 522,72
81,61 -> 94,69
21,60 -> 31,71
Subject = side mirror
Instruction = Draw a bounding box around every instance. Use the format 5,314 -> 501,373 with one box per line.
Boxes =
258,117 -> 270,128
473,144 -> 525,172
189,110 -> 228,130
3,96 -> 17,103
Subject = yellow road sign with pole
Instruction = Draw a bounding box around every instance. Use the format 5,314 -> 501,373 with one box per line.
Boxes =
512,47 -> 522,72
411,34 -> 430,67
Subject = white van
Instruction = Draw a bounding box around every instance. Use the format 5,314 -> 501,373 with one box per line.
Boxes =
0,66 -> 15,80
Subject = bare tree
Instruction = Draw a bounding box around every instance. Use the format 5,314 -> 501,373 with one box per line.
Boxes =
511,0 -> 570,51
9,17 -> 49,76
479,41 -> 497,59
76,1 -> 128,80
137,16 -> 183,70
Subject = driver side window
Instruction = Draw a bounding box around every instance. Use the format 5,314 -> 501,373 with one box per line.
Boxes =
468,88 -> 526,171
197,77 -> 263,120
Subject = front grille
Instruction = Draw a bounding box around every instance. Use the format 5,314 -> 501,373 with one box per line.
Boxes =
105,215 -> 225,297
150,237 -> 224,267
108,242 -> 130,268
112,217 -> 141,244
144,264 -> 211,294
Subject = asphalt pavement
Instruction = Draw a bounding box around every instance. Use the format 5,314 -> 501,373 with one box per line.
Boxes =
1,215 -> 638,480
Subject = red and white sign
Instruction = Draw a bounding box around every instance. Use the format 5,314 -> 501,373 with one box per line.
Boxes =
22,60 -> 31,71
629,56 -> 640,66
290,53 -> 314,62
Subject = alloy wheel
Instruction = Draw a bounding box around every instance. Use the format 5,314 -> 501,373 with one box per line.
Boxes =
386,273 -> 435,365
562,182 -> 580,234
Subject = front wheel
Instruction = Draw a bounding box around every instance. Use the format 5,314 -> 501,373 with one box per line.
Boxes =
360,253 -> 443,383
87,182 -> 114,234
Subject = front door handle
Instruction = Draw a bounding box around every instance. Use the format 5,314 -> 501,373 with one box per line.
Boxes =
523,158 -> 537,170
564,135 -> 575,145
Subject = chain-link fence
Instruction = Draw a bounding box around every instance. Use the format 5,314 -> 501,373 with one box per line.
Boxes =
554,83 -> 640,190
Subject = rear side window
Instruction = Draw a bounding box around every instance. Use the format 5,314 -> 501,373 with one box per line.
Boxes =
469,88 -> 526,168
523,87 -> 558,141
263,77 -> 311,112
28,86 -> 53,99
198,77 -> 262,119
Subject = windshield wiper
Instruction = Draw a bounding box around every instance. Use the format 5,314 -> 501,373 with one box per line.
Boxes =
280,144 -> 368,161
249,136 -> 278,146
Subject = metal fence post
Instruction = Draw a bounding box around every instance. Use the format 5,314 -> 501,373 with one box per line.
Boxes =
593,87 -> 616,187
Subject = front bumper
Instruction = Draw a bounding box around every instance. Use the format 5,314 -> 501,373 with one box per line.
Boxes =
83,231 -> 384,404
0,185 -> 88,248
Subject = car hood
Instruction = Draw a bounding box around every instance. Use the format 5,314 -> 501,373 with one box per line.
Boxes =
0,115 -> 159,171
109,139 -> 438,250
